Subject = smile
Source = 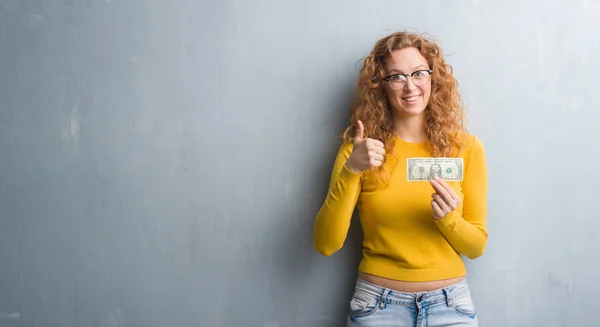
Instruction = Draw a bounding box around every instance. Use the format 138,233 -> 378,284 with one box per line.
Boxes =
402,95 -> 421,103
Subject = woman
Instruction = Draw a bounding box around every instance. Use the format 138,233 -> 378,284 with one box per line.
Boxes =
313,31 -> 488,326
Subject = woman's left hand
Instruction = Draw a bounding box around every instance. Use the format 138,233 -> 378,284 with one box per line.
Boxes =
430,177 -> 461,220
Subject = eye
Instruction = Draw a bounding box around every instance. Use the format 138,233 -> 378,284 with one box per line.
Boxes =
414,70 -> 428,77
389,74 -> 405,81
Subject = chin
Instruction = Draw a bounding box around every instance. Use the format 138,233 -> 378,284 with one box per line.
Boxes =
403,106 -> 426,114
396,105 -> 427,117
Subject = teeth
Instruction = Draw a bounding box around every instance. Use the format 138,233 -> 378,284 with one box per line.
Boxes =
404,96 -> 418,102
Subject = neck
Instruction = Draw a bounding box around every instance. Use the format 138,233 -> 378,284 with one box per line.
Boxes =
394,113 -> 427,143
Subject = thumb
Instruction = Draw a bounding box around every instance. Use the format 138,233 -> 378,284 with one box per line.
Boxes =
355,120 -> 364,143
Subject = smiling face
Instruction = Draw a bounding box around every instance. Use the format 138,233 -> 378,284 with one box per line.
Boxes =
383,47 -> 432,119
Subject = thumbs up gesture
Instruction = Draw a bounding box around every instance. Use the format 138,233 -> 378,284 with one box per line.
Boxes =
345,120 -> 386,174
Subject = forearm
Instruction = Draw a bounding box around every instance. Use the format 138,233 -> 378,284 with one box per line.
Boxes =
434,211 -> 488,259
313,164 -> 361,256
433,135 -> 488,259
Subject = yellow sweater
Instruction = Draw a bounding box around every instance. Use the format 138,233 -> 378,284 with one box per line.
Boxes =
313,134 -> 488,282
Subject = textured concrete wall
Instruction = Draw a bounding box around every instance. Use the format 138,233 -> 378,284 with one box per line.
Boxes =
1,1 -> 599,326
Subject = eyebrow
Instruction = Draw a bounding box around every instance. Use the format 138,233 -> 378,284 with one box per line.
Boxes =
387,64 -> 429,74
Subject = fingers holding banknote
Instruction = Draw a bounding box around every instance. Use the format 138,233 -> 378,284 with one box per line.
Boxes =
430,177 -> 460,220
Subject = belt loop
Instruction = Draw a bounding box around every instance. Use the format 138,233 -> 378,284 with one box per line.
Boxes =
443,288 -> 453,307
379,289 -> 390,309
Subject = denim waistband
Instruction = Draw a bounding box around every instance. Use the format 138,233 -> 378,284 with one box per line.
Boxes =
354,277 -> 470,307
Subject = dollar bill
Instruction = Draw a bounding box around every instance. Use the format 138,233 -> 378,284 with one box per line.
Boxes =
407,158 -> 464,181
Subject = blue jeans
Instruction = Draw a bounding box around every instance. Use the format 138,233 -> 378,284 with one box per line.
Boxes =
346,278 -> 478,326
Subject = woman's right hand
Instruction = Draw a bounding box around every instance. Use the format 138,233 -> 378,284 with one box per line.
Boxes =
345,120 -> 385,174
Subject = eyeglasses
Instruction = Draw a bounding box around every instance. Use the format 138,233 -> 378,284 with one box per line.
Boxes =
383,69 -> 433,90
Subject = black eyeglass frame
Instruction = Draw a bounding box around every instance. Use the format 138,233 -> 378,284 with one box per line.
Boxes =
383,69 -> 433,83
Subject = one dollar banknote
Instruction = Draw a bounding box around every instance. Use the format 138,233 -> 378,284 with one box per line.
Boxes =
407,158 -> 464,181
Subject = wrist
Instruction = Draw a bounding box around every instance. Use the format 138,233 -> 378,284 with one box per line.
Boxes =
433,210 -> 459,224
344,159 -> 362,175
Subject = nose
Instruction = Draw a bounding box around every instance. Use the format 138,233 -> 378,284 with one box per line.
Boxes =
404,76 -> 418,92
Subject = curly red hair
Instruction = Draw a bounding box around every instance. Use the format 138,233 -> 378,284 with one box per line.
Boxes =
342,31 -> 467,185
